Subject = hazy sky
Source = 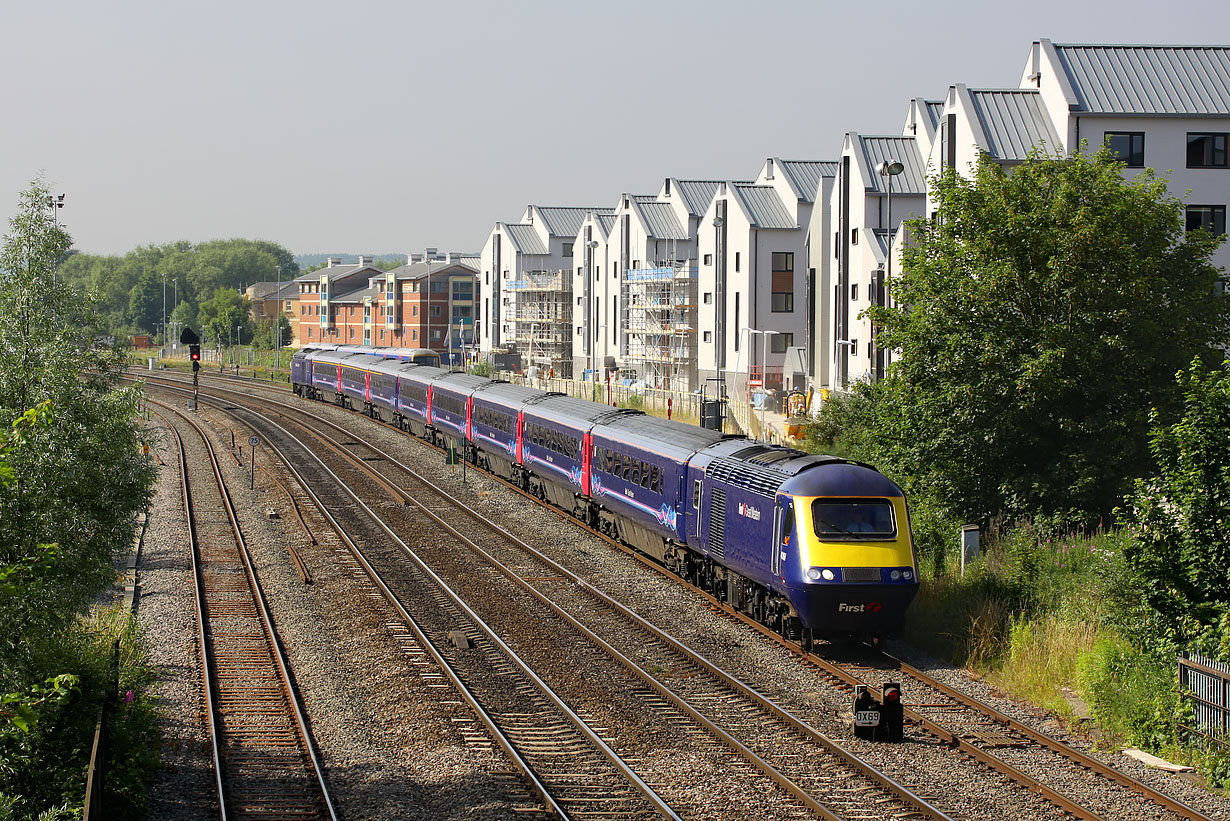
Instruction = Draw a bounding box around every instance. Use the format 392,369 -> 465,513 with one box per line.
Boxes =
5,1 -> 1230,258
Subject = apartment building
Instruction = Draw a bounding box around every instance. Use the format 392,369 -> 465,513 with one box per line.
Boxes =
479,205 -> 612,375
294,257 -> 383,346
1021,40 -> 1230,271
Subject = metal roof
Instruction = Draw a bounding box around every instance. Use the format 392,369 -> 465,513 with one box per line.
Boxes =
674,180 -> 723,216
858,135 -> 927,195
732,184 -> 797,229
502,224 -> 548,255
384,260 -> 478,280
779,160 -> 838,202
535,206 -> 612,238
597,213 -> 617,233
636,202 -> 689,239
966,88 -> 1062,160
1052,41 -> 1230,115
925,100 -> 945,129
295,263 -> 380,283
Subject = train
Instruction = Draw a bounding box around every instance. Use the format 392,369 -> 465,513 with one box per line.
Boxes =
290,346 -> 919,645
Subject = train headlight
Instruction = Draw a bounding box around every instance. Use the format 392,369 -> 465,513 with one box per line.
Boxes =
806,568 -> 821,580
902,569 -> 913,580
821,568 -> 835,581
890,570 -> 900,580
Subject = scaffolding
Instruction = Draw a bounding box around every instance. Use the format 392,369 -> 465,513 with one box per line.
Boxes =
507,270 -> 574,378
621,265 -> 698,392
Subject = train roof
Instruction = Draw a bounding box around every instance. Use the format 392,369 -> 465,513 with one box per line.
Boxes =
431,372 -> 495,394
311,350 -> 387,367
594,414 -> 729,460
470,382 -> 556,407
695,439 -> 902,498
523,395 -> 636,428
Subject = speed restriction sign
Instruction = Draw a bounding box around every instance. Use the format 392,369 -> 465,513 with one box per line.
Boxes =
249,435 -> 260,447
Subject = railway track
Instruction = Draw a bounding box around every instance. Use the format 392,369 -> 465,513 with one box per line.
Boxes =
151,399 -> 336,820
141,372 -> 1221,820
147,376 -> 954,819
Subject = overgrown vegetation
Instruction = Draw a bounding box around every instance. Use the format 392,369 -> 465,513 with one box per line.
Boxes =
806,149 -> 1230,785
0,180 -> 158,818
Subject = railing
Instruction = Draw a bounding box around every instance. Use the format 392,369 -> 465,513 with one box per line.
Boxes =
1179,650 -> 1230,747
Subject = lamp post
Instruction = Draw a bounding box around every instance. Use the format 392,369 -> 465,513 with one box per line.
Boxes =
586,239 -> 599,396
161,272 -> 167,356
875,160 -> 904,381
275,264 -> 282,373
424,254 -> 433,355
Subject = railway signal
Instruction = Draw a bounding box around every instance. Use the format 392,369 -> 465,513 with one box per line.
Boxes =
852,682 -> 905,742
190,344 -> 201,372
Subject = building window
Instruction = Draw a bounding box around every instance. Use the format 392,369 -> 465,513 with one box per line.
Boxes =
733,294 -> 740,350
563,242 -> 574,257
1105,132 -> 1145,167
852,283 -> 859,301
1187,205 -> 1227,236
851,228 -> 858,245
703,331 -> 712,343
703,292 -> 712,304
704,253 -> 713,265
1188,133 -> 1229,168
735,252 -> 740,272
771,333 -> 793,354
432,305 -> 442,317
412,330 -> 418,341
771,252 -> 793,313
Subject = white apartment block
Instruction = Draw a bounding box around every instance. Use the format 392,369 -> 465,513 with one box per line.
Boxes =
695,165 -> 822,397
1022,39 -> 1230,272
827,39 -> 1230,392
479,205 -> 611,374
829,134 -> 926,388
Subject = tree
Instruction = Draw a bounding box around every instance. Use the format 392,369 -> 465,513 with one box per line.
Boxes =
0,178 -> 155,686
1125,358 -> 1230,652
197,287 -> 252,349
865,149 -> 1228,527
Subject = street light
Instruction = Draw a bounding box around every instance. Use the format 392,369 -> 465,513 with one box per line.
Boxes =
876,160 -> 904,380
45,194 -> 64,227
586,239 -> 599,394
747,329 -> 779,442
275,264 -> 282,373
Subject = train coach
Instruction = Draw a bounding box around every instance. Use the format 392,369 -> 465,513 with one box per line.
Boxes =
289,346 -> 919,643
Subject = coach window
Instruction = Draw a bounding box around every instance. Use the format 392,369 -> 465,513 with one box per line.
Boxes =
630,460 -> 641,486
606,449 -> 614,474
613,452 -> 622,476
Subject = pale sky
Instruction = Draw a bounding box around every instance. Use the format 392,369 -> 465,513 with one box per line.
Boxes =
5,0 -> 1229,257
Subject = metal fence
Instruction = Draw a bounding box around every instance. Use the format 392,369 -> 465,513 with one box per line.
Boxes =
1179,650 -> 1230,747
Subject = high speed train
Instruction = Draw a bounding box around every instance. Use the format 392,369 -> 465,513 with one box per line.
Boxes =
291,346 -> 919,644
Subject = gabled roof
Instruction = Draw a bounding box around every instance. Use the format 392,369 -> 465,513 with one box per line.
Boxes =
731,184 -> 796,229
295,264 -> 381,283
533,206 -> 612,238
855,135 -> 927,195
1048,40 -> 1230,115
926,100 -> 945,127
330,284 -> 380,304
636,201 -> 689,240
384,260 -> 479,280
963,87 -> 1062,160
778,160 -> 838,202
673,180 -> 724,216
597,213 -> 617,233
502,223 -> 548,255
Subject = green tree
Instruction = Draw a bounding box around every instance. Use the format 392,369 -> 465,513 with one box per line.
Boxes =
0,180 -> 157,818
0,179 -> 155,684
1124,358 -> 1230,652
197,287 -> 252,349
865,149 -> 1227,527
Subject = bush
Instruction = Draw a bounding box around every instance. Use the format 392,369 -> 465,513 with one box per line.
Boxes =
1077,634 -> 1180,751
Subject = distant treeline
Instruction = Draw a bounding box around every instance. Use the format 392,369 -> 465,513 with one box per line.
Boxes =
56,239 -> 299,341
